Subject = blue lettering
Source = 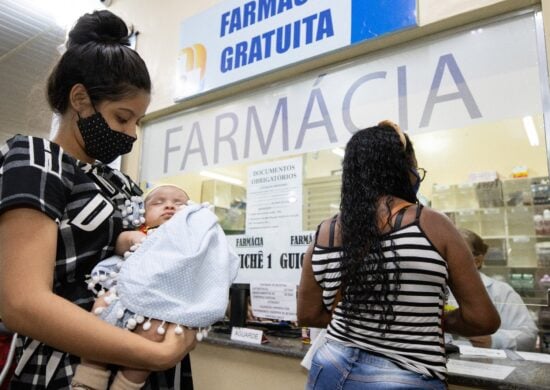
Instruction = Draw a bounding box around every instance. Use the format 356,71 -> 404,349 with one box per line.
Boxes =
294,0 -> 308,4
220,47 -> 233,73
293,20 -> 301,48
234,41 -> 248,69
249,36 -> 263,64
316,10 -> 334,41
276,24 -> 292,54
230,8 -> 242,34
258,0 -> 276,21
277,0 -> 293,14
302,14 -> 317,44
243,1 -> 257,28
262,30 -> 275,58
220,11 -> 230,37
219,9 -> 333,73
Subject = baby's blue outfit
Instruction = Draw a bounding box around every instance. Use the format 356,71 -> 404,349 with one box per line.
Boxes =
89,203 -> 239,329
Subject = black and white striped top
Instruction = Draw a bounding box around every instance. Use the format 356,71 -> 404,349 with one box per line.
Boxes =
312,207 -> 448,380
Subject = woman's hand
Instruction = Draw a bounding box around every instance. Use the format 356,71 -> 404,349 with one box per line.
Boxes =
469,335 -> 492,348
147,324 -> 197,371
93,293 -> 197,372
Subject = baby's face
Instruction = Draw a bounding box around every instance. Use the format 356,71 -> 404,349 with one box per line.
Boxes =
144,186 -> 189,227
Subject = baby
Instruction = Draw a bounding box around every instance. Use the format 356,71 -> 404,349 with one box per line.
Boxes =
73,184 -> 239,389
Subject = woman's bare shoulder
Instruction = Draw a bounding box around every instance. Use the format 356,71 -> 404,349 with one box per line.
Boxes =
418,205 -> 462,253
315,214 -> 340,247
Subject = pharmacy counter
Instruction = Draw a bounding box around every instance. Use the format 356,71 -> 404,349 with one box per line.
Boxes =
188,329 -> 550,390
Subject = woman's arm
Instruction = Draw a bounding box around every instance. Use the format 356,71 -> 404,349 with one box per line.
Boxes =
297,242 -> 332,327
0,207 -> 195,371
420,208 -> 500,336
298,217 -> 340,328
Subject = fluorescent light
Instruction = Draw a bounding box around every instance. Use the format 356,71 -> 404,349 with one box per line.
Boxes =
200,170 -> 243,185
30,0 -> 105,29
332,147 -> 345,157
522,116 -> 539,146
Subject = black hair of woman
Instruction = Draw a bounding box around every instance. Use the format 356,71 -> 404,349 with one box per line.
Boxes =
47,10 -> 151,113
339,123 -> 418,330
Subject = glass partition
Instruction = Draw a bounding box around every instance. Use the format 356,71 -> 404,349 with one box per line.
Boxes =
141,10 -> 550,352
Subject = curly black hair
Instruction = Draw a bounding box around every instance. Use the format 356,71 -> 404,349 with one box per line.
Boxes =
339,124 -> 418,331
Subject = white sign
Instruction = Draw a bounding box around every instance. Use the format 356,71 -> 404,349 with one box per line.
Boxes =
230,326 -> 265,345
250,281 -> 297,321
142,13 -> 542,181
246,157 -> 302,233
175,0 -> 417,100
515,351 -> 550,364
229,230 -> 314,284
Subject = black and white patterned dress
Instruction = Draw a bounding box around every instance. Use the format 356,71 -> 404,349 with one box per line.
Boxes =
0,135 -> 192,389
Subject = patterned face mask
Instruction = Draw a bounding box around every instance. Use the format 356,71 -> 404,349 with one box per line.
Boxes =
77,112 -> 136,164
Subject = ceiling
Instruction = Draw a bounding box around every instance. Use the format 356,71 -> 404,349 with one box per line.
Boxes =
0,0 -> 104,145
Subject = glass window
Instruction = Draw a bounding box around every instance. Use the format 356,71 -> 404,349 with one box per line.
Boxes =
141,10 -> 549,352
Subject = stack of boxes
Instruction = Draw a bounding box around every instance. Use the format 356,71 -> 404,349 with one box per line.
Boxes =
432,177 -> 550,298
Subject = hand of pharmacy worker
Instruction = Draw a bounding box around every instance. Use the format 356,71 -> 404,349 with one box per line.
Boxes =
115,230 -> 146,257
468,334 -> 492,349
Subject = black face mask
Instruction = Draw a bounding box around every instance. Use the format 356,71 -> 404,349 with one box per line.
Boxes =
77,112 -> 136,164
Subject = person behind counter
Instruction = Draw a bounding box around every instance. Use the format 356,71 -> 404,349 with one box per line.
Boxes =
449,229 -> 538,351
297,120 -> 500,389
0,10 -> 196,389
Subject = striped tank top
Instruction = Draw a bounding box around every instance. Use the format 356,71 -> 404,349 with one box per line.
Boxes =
312,205 -> 448,380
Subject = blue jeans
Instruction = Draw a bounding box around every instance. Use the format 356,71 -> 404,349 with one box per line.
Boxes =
307,340 -> 447,390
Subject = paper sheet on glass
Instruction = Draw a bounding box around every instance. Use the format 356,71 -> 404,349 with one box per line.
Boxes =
515,351 -> 550,364
447,359 -> 515,380
250,281 -> 297,321
458,345 -> 507,358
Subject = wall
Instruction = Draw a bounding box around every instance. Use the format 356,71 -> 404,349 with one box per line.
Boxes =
190,343 -> 306,390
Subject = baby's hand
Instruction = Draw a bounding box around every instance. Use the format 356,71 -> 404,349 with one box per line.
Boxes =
115,230 -> 146,256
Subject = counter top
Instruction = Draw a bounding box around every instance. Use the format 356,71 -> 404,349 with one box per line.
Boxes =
205,327 -> 550,389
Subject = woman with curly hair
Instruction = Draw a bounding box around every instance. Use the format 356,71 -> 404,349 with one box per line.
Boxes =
298,121 -> 500,389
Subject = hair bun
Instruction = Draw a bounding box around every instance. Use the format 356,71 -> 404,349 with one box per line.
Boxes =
67,10 -> 130,49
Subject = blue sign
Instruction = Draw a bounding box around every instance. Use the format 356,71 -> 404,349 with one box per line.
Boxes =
175,0 -> 418,101
351,0 -> 417,43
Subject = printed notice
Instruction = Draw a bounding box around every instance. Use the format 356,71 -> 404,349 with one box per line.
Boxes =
447,359 -> 515,380
250,281 -> 297,321
246,157 -> 302,233
515,351 -> 550,364
458,345 -> 507,358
